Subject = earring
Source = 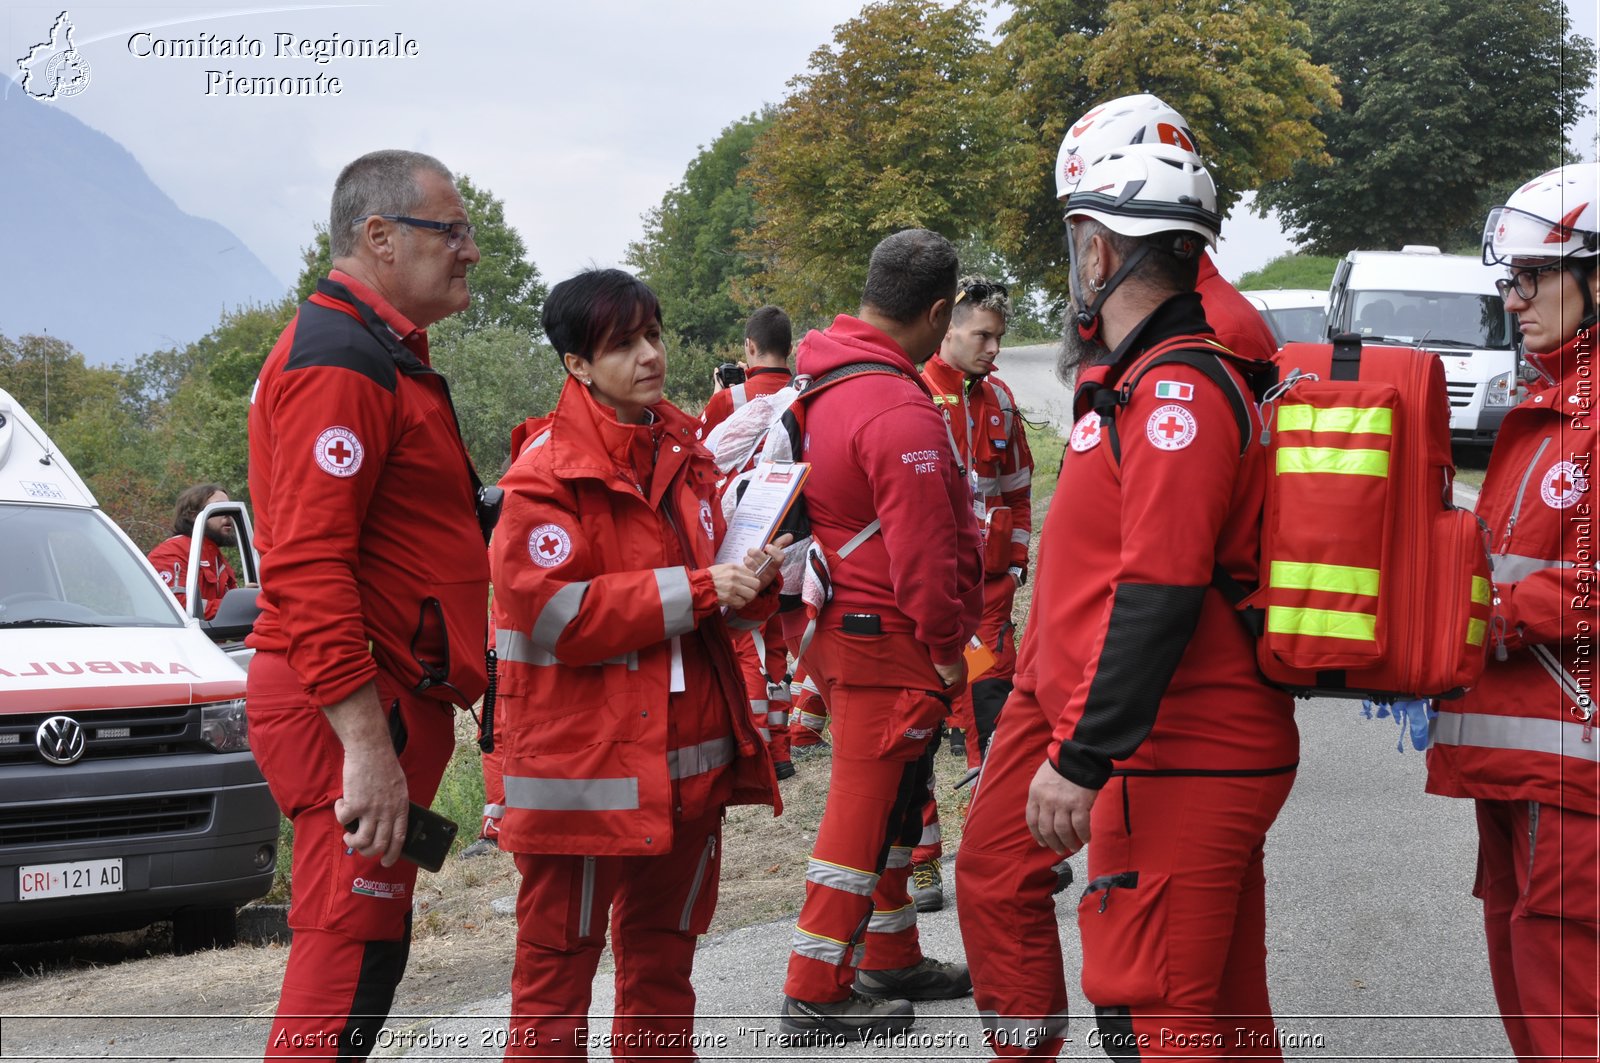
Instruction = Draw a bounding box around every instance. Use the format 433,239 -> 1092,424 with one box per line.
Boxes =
1088,276 -> 1106,293
580,377 -> 593,387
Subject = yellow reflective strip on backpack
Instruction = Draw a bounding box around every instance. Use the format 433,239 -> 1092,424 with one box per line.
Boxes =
1266,605 -> 1378,642
1277,447 -> 1390,477
1277,404 -> 1394,435
1471,576 -> 1491,606
1466,618 -> 1487,646
1270,560 -> 1381,597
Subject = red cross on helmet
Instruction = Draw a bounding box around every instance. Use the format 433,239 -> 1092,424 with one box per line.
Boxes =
1063,142 -> 1221,248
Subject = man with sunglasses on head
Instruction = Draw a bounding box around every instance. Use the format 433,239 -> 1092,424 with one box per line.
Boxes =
909,276 -> 1034,913
1426,162 -> 1600,1063
245,149 -> 491,1060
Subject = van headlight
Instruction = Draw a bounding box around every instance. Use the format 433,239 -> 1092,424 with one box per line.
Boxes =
200,698 -> 250,752
1485,371 -> 1516,408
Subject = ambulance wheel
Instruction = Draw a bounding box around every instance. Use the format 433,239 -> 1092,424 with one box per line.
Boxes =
172,905 -> 238,954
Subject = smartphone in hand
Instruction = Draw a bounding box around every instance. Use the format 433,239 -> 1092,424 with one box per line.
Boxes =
345,803 -> 460,873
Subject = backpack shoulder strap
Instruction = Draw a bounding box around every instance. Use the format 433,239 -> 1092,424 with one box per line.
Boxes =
1096,334 -> 1272,465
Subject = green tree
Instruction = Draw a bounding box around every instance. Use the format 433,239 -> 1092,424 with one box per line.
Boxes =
628,111 -> 773,349
428,319 -> 563,478
1256,0 -> 1594,254
743,0 -> 1013,321
992,0 -> 1338,302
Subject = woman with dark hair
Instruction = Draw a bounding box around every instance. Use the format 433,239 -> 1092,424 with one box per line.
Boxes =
488,268 -> 786,1059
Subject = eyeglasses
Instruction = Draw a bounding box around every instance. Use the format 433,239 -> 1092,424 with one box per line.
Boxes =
353,214 -> 476,251
1494,262 -> 1565,301
955,280 -> 1009,305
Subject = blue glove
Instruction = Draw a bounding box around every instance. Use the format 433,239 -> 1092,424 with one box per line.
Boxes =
1360,698 -> 1437,752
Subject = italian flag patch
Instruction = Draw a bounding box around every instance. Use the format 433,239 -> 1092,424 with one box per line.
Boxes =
1154,380 -> 1194,401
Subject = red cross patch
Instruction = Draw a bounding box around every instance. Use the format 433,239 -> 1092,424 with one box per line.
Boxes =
1062,152 -> 1086,185
313,426 -> 364,478
1070,411 -> 1101,452
699,499 -> 715,542
1145,404 -> 1198,451
1540,461 -> 1589,509
528,523 -> 573,568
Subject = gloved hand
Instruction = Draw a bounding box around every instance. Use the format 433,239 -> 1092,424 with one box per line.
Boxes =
1360,698 -> 1436,753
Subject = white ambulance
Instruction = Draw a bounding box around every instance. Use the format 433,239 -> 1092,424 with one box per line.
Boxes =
0,387 -> 277,952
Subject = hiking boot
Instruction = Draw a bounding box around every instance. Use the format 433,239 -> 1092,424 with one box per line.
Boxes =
909,860 -> 944,912
854,956 -> 972,1001
948,727 -> 967,758
458,836 -> 499,860
775,760 -> 797,781
778,991 -> 913,1044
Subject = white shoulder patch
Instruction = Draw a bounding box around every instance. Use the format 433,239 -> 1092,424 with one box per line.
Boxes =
528,523 -> 573,568
1145,404 -> 1198,451
313,426 -> 364,477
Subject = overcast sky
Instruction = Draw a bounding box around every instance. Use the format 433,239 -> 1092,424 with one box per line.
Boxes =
6,0 -> 1597,292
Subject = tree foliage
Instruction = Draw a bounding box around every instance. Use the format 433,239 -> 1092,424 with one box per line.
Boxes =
743,0 -> 1013,321
428,318 -> 563,478
991,0 -> 1338,301
628,111 -> 772,349
1256,0 -> 1594,254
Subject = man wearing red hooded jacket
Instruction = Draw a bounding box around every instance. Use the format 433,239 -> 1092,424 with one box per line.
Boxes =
246,150 -> 491,1060
776,229 -> 984,1043
1427,163 -> 1600,1063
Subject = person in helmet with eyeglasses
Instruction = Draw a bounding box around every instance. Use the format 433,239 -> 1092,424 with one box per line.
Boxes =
956,142 -> 1297,1060
1426,162 -> 1600,1063
1054,93 -> 1279,365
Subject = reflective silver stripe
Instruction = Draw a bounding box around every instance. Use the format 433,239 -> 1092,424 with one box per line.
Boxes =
655,567 -> 696,638
790,926 -> 852,964
767,684 -> 792,703
482,803 -> 506,818
1433,711 -> 1600,763
798,710 -> 828,727
497,628 -> 559,666
918,823 -> 942,846
532,581 -> 588,653
727,613 -> 763,631
679,834 -> 717,932
757,727 -> 771,742
524,428 -> 552,453
504,775 -> 640,811
1010,528 -> 1031,545
838,519 -> 882,559
973,474 -> 1002,497
667,736 -> 736,780
767,708 -> 789,726
999,467 -> 1032,492
1491,553 -> 1576,583
1529,644 -> 1593,711
806,858 -> 878,896
579,856 -> 596,937
750,699 -> 769,715
884,845 -> 913,870
978,1010 -> 1071,1049
867,903 -> 917,934
729,383 -> 748,409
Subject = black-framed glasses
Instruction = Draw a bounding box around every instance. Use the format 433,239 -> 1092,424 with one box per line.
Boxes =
955,279 -> 1009,305
1494,262 -> 1565,301
354,214 -> 476,251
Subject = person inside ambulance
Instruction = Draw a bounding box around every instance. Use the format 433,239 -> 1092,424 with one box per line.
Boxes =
488,268 -> 786,1060
956,142 -> 1297,1060
1054,92 -> 1278,366
1426,161 -> 1600,1063
146,482 -> 238,620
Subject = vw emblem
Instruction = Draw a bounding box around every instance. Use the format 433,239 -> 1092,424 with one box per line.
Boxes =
36,715 -> 86,766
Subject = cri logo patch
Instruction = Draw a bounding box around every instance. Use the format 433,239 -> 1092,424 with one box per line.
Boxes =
528,523 -> 573,568
1540,461 -> 1589,509
313,426 -> 364,478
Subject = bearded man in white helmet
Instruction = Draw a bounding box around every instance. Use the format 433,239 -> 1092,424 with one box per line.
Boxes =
955,141 -> 1297,1060
1426,162 -> 1600,1063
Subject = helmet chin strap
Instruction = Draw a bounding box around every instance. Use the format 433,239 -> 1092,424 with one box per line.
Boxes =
1073,241 -> 1153,342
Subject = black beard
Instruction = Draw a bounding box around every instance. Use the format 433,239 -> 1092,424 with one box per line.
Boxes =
204,525 -> 235,549
1055,314 -> 1109,388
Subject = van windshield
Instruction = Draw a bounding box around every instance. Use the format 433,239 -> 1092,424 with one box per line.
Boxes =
0,504 -> 182,628
1345,290 -> 1512,349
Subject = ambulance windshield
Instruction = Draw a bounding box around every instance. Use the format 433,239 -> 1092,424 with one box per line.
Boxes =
0,504 -> 182,627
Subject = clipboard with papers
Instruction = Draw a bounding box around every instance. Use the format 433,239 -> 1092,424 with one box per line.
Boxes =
714,460 -> 810,566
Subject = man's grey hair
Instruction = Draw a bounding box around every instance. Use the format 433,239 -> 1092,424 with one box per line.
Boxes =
329,150 -> 454,259
862,229 -> 959,324
1071,217 -> 1200,297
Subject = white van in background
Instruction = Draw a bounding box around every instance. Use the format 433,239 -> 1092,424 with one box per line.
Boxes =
0,387 -> 277,952
1240,289 -> 1329,348
1325,246 -> 1519,446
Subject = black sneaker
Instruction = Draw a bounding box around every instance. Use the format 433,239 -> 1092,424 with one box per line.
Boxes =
948,728 -> 967,758
853,956 -> 972,1001
909,860 -> 943,912
458,836 -> 499,860
1051,858 -> 1074,895
778,991 -> 913,1044
775,760 -> 796,781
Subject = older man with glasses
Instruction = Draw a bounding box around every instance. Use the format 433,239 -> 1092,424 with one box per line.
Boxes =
244,149 -> 492,1060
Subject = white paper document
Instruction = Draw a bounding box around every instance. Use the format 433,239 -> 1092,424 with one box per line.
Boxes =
715,461 -> 810,566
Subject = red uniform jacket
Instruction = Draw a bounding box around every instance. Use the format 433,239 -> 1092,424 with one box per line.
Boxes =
697,366 -> 794,438
920,354 -> 1035,578
1428,327 -> 1598,814
794,315 -> 983,667
490,377 -> 779,856
148,535 -> 237,620
246,271 -> 490,709
1197,252 -> 1278,363
1032,293 -> 1296,788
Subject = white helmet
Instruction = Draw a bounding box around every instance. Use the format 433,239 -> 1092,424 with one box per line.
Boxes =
1482,162 -> 1600,266
1063,142 -> 1221,248
1054,93 -> 1199,200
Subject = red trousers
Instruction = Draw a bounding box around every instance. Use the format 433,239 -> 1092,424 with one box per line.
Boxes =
790,673 -> 828,747
505,808 -> 724,1061
247,652 -> 456,1062
956,692 -> 1295,1061
783,628 -> 946,1002
733,624 -> 792,763
1474,799 -> 1600,1063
